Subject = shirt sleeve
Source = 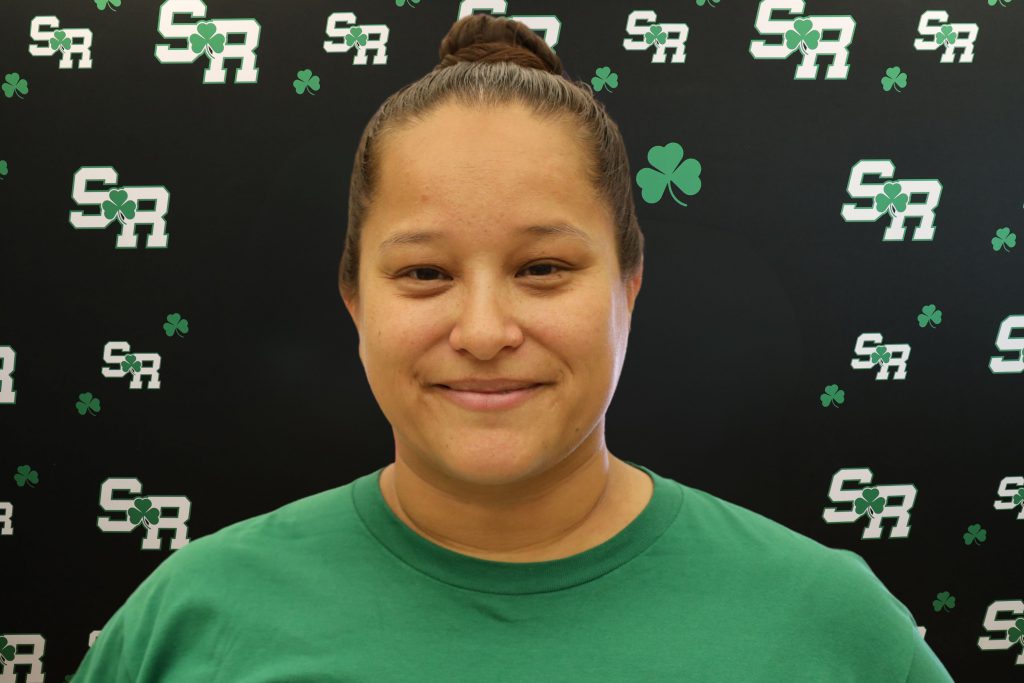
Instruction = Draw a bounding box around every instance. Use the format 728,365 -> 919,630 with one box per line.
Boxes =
833,549 -> 954,683
71,601 -> 135,683
904,629 -> 956,683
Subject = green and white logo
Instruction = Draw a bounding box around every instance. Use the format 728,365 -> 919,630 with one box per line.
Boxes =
822,468 -> 916,539
851,333 -> 911,380
989,315 -> 1024,374
993,476 -> 1024,520
29,16 -> 94,69
101,341 -> 162,390
749,0 -> 856,80
97,478 -> 192,550
323,12 -> 391,65
69,167 -> 170,249
914,10 -> 979,63
154,0 -> 261,84
841,160 -> 943,242
624,11 -> 689,64
978,601 -> 1024,665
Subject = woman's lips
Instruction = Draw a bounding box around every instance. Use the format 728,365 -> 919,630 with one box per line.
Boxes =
435,384 -> 545,411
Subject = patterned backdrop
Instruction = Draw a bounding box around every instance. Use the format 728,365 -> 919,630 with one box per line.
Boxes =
2,0 -> 1023,680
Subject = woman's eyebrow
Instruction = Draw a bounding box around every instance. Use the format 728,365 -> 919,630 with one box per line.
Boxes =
377,223 -> 595,254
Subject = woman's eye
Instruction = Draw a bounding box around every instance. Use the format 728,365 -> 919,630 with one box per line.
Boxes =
398,263 -> 566,282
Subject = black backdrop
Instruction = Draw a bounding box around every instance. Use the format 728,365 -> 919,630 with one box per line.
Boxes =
2,1 -> 1023,680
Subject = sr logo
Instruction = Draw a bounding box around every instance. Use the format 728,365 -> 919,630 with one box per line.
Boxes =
155,0 -> 261,84
29,16 -> 93,69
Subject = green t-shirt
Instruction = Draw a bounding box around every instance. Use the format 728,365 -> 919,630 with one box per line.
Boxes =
72,461 -> 954,682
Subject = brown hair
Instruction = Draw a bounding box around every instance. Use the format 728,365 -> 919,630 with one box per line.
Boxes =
339,13 -> 644,303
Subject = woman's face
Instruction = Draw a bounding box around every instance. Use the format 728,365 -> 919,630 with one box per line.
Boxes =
342,102 -> 642,488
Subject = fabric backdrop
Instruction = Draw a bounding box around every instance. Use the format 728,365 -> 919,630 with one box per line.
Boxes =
1,1 -> 1022,681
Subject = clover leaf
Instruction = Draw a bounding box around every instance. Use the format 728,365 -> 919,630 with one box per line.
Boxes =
121,353 -> 142,374
785,18 -> 820,55
346,26 -> 368,47
917,304 -> 942,328
293,69 -> 320,95
644,25 -> 667,45
95,0 -> 122,9
881,66 -> 907,93
49,30 -> 72,52
992,226 -> 1016,252
13,464 -> 39,488
636,142 -> 702,206
819,384 -> 845,407
163,312 -> 190,337
0,636 -> 17,663
988,0 -> 1014,6
76,392 -> 101,415
696,0 -> 721,6
870,345 -> 891,365
934,24 -> 958,46
127,497 -> 161,528
101,188 -> 137,223
1013,486 -> 1024,507
395,0 -> 421,6
0,159 -> 7,179
1008,618 -> 1024,645
854,487 -> 886,518
874,181 -> 909,216
189,21 -> 226,58
591,66 -> 618,93
2,73 -> 29,99
962,523 -> 986,545
932,591 -> 955,612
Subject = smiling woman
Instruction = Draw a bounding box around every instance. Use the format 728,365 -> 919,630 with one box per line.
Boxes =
70,11 -> 953,683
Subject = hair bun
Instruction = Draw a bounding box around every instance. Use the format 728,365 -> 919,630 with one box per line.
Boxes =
436,14 -> 566,78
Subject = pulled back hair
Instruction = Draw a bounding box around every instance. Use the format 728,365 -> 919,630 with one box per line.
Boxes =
339,13 -> 644,302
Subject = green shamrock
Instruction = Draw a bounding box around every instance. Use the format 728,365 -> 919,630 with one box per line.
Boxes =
591,66 -> 618,93
346,27 -> 368,48
0,159 -> 7,179
13,464 -> 39,488
989,0 -> 1014,5
854,487 -> 886,518
102,188 -> 137,223
164,312 -> 190,337
635,142 -> 702,206
934,24 -> 958,46
870,345 -> 891,365
0,636 -> 16,662
76,392 -> 101,415
293,69 -> 320,95
1013,486 -> 1024,507
2,73 -> 29,99
819,384 -> 845,407
992,226 -> 1016,252
395,0 -> 421,6
932,591 -> 955,612
785,18 -> 820,55
121,354 -> 142,374
874,182 -> 908,216
917,304 -> 942,328
696,0 -> 721,6
189,21 -> 226,58
49,30 -> 72,52
881,66 -> 907,93
644,25 -> 667,45
962,523 -> 987,545
127,497 -> 161,528
1008,618 -> 1024,645
95,0 -> 122,9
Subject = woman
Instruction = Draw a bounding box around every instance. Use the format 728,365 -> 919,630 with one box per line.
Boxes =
73,14 -> 954,682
